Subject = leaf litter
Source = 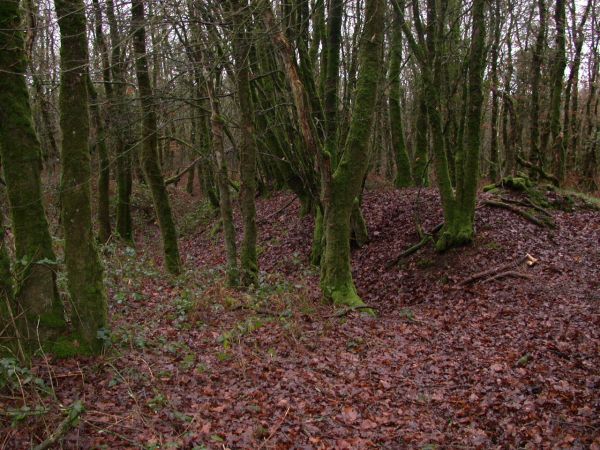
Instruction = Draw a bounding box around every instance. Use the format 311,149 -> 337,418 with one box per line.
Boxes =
2,187 -> 599,449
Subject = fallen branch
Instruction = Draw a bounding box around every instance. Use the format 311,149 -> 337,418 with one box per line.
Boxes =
258,196 -> 296,224
33,400 -> 85,450
386,222 -> 444,268
499,196 -> 553,218
482,199 -> 549,227
459,254 -> 537,286
480,270 -> 533,284
165,156 -> 202,186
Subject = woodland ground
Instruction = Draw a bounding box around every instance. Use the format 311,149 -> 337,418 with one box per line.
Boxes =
1,185 -> 599,449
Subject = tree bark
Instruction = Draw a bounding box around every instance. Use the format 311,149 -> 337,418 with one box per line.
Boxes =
228,0 -> 259,286
389,0 -> 413,188
56,0 -> 108,354
320,0 -> 384,308
131,0 -> 181,275
0,0 -> 66,352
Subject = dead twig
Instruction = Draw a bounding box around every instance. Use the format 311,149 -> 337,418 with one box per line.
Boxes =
33,400 -> 85,450
258,406 -> 291,449
326,305 -> 378,318
459,254 -> 537,286
480,270 -> 533,283
164,156 -> 203,186
258,196 -> 297,224
386,222 -> 444,268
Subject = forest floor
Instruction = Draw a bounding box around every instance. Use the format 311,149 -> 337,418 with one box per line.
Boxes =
1,186 -> 599,449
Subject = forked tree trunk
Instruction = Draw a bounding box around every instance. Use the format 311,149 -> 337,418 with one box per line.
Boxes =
320,0 -> 384,307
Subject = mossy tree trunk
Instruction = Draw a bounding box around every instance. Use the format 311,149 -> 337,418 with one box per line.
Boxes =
320,0 -> 384,307
227,0 -> 259,286
389,0 -> 413,188
206,71 -> 239,287
262,0 -> 383,307
91,0 -> 111,243
106,0 -> 133,242
489,0 -> 501,182
549,0 -> 567,183
131,0 -> 181,275
0,0 -> 66,351
55,0 -> 107,354
413,91 -> 429,186
529,0 -> 547,175
403,0 -> 486,251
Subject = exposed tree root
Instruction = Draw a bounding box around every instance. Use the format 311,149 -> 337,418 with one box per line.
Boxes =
460,253 -> 537,286
482,199 -> 554,228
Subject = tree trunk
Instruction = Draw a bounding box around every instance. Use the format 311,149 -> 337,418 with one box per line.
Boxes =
0,0 -> 66,352
320,0 -> 384,308
489,0 -> 501,181
413,91 -> 429,186
389,0 -> 413,188
131,0 -> 181,275
91,0 -> 111,243
106,0 -> 133,242
228,0 -> 259,286
207,73 -> 239,287
549,0 -> 567,183
529,0 -> 546,174
56,0 -> 107,354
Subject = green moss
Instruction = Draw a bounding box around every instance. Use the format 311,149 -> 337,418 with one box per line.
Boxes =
435,223 -> 474,252
38,310 -> 67,330
47,334 -> 95,359
310,207 -> 324,266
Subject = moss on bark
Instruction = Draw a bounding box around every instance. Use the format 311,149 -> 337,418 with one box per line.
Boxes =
56,0 -> 108,354
389,1 -> 413,188
320,0 -> 383,309
0,0 -> 66,351
131,0 -> 181,275
228,0 -> 259,286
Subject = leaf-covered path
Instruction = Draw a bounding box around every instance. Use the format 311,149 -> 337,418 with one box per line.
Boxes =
3,188 -> 599,449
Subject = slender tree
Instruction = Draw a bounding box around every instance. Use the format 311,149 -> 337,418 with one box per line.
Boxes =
131,0 -> 181,275
389,0 -> 413,187
227,0 -> 259,286
106,0 -> 133,241
91,0 -> 112,243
